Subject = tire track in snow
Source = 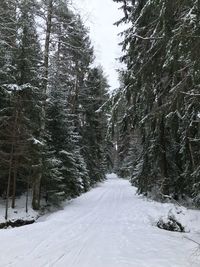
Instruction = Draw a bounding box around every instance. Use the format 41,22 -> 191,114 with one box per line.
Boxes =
0,175 -> 199,267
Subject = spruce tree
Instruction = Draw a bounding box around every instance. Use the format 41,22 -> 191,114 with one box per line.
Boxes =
113,0 -> 200,203
81,66 -> 109,184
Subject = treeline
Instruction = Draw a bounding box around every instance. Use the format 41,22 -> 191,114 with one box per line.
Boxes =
0,0 -> 110,218
113,0 -> 200,204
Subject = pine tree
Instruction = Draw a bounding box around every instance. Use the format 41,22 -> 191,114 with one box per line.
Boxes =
113,0 -> 200,203
0,0 -> 112,216
81,66 -> 109,184
45,1 -> 91,202
0,0 -> 44,216
0,0 -> 17,200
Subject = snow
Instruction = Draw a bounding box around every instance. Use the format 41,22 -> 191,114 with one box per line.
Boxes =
0,196 -> 39,224
3,84 -> 22,92
31,137 -> 44,146
0,174 -> 200,266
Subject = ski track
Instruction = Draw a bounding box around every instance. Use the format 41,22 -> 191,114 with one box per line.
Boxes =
0,174 -> 199,267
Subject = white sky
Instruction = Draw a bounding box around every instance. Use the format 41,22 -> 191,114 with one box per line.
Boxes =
72,0 -> 123,91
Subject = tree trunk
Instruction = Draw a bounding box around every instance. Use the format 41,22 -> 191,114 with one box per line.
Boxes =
32,0 -> 53,211
5,110 -> 18,220
43,0 -> 53,95
11,159 -> 18,209
160,116 -> 169,195
26,175 -> 30,213
32,174 -> 41,210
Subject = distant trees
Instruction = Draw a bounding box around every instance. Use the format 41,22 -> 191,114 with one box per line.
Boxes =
0,0 -> 110,218
113,0 -> 200,204
81,67 -> 109,185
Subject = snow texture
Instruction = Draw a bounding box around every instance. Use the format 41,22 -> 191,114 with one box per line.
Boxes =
0,196 -> 38,225
0,174 -> 199,266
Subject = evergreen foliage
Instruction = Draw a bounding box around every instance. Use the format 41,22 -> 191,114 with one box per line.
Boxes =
0,0 -> 110,217
113,0 -> 200,203
81,66 -> 109,185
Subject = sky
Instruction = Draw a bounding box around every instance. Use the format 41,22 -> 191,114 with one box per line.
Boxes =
72,0 -> 123,91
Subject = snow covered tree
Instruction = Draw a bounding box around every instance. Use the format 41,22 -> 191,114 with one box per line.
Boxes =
0,0 -> 17,199
45,1 -> 92,201
16,0 -> 44,210
0,0 -> 111,216
0,0 -> 44,215
0,0 -> 17,86
113,0 -> 200,203
81,66 -> 110,184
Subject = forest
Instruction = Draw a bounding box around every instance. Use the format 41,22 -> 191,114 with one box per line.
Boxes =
113,0 -> 200,205
0,0 -> 111,220
0,0 -> 200,219
0,0 -> 200,266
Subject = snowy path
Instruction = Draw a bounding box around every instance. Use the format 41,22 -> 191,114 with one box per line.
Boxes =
0,174 -> 199,267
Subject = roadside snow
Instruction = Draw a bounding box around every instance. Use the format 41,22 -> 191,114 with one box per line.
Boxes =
0,196 -> 39,224
0,174 -> 199,267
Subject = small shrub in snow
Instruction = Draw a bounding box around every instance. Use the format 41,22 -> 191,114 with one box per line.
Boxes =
157,215 -> 185,232
0,219 -> 35,229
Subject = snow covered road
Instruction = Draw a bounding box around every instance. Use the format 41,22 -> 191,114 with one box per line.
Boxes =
0,174 -> 199,267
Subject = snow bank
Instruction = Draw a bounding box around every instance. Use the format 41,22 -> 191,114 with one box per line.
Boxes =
0,196 -> 39,225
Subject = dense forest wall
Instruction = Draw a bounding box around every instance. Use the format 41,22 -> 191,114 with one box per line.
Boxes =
113,0 -> 200,204
0,0 -> 110,218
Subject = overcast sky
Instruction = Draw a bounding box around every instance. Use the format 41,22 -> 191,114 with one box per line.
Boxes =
72,0 -> 123,91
